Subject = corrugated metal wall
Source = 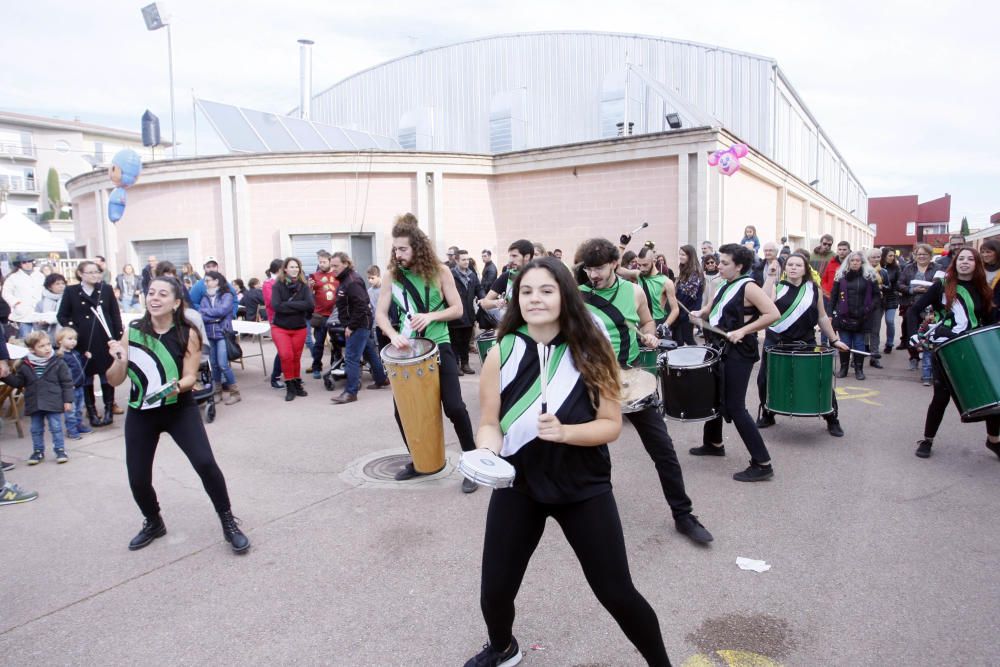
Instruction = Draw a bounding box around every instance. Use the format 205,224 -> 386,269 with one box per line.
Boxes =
311,31 -> 865,218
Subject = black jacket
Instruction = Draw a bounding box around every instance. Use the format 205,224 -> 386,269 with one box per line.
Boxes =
56,283 -> 123,376
830,270 -> 875,333
271,279 -> 314,330
881,263 -> 901,309
450,267 -> 480,329
480,261 -> 498,297
3,356 -> 74,414
334,268 -> 372,331
241,287 -> 266,321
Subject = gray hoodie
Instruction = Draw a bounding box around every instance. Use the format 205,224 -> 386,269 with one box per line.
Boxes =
34,288 -> 63,337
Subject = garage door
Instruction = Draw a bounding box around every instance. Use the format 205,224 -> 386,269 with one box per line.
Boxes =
133,239 -> 189,268
290,234 -> 333,264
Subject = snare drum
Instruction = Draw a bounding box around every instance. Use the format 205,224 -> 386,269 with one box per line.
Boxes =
476,330 -> 497,365
620,367 -> 658,413
934,324 -> 1000,421
660,346 -> 720,422
380,338 -> 446,474
765,344 -> 836,416
458,450 -> 516,489
635,347 -> 661,376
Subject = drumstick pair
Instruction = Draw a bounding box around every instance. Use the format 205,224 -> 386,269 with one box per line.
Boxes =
676,301 -> 729,337
537,342 -> 550,414
92,307 -> 123,359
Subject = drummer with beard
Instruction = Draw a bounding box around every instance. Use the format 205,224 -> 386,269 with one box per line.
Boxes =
576,238 -> 713,544
478,239 -> 535,322
466,257 -> 673,667
687,244 -> 780,482
755,251 -> 849,437
374,214 -> 479,491
905,247 -> 999,460
616,245 -> 680,330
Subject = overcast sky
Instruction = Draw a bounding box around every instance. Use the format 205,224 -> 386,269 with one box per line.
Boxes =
5,0 -> 997,227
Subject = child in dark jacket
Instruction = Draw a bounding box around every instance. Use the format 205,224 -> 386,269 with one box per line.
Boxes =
56,327 -> 93,439
2,331 -> 75,464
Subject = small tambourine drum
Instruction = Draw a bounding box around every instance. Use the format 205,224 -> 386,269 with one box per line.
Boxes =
457,450 -> 516,489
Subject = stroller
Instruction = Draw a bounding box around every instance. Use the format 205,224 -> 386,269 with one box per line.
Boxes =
321,314 -> 373,391
193,359 -> 218,423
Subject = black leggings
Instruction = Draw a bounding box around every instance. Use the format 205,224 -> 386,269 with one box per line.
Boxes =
124,401 -> 232,519
480,489 -> 672,666
924,361 -> 1000,439
704,353 -> 771,463
393,343 -> 475,452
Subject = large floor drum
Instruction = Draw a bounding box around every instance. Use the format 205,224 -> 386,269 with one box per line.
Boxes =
765,345 -> 836,416
381,338 -> 446,473
660,346 -> 720,422
935,324 -> 1000,421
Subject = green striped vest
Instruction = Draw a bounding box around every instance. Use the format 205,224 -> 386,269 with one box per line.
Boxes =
580,278 -> 640,365
391,267 -> 451,346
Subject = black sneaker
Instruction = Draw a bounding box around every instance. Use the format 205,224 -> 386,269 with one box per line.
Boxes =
755,412 -> 776,429
270,378 -> 285,390
826,419 -> 845,438
986,440 -> 1000,460
675,513 -> 714,544
462,477 -> 479,494
915,439 -> 933,458
27,451 -> 44,466
883,345 -> 893,354
1,460 -> 14,472
394,462 -> 421,481
55,449 -> 69,464
689,443 -> 725,456
128,516 -> 167,551
464,637 -> 522,667
733,461 -> 774,482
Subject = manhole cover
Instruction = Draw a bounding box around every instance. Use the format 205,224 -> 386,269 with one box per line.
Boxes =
363,454 -> 415,481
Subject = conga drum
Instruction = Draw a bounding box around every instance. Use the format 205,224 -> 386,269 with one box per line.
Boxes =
765,344 -> 836,416
380,338 -> 446,473
476,330 -> 497,365
660,346 -> 720,422
934,324 -> 1000,421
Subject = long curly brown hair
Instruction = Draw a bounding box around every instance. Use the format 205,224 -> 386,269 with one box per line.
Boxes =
387,213 -> 441,285
498,257 -> 620,404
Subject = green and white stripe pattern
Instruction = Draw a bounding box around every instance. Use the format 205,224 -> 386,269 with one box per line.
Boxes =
127,326 -> 180,410
769,281 -> 814,334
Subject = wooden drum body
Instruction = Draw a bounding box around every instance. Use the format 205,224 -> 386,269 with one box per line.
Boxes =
381,338 -> 446,473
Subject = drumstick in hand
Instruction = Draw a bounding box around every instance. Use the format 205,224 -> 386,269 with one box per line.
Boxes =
538,342 -> 549,414
92,307 -> 122,359
676,301 -> 728,337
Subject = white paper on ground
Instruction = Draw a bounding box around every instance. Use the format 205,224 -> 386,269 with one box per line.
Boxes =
736,557 -> 771,573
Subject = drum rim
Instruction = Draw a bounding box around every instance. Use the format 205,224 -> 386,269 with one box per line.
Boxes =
661,345 -> 720,369
476,331 -> 498,342
767,345 -> 837,357
962,401 -> 1000,421
380,338 -> 438,365
934,323 -> 1000,353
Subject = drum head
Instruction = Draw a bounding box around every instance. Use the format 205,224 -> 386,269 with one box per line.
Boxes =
458,450 -> 515,488
620,368 -> 657,402
476,331 -> 497,343
381,338 -> 436,362
666,346 -> 717,368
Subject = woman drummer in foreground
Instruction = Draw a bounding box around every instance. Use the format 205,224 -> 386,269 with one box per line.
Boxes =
465,257 -> 671,667
755,250 -> 850,437
905,247 -> 999,459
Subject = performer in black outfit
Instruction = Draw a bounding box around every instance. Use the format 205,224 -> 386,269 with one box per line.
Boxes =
576,238 -> 712,544
756,251 -> 849,436
906,247 -> 1000,459
688,244 -> 780,482
57,260 -> 123,427
106,277 -> 250,554
466,257 -> 672,667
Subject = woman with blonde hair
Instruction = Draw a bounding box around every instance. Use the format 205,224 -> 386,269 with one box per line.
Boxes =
830,250 -> 876,380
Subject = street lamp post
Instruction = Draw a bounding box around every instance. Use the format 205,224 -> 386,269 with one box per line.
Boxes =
141,3 -> 177,158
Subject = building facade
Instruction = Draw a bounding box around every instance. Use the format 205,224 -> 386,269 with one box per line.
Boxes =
869,193 -> 951,253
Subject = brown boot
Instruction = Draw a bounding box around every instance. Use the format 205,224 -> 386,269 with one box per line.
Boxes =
224,386 -> 242,405
112,402 -> 125,415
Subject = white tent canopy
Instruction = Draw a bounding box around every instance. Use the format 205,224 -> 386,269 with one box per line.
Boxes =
0,211 -> 68,253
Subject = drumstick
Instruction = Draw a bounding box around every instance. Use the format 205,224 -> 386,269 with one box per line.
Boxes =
848,349 -> 872,357
92,306 -> 112,339
538,342 -> 549,414
676,301 -> 728,336
628,221 -> 649,236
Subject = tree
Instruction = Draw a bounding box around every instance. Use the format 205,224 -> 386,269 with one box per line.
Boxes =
960,216 -> 970,236
46,167 -> 64,218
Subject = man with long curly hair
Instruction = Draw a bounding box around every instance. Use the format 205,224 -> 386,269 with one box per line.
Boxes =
375,214 -> 478,491
576,237 -> 714,544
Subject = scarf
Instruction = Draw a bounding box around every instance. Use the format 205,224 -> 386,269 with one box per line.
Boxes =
206,286 -> 219,296
455,266 -> 472,289
27,350 -> 52,374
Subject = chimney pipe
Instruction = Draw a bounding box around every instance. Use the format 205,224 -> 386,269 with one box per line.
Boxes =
298,39 -> 314,120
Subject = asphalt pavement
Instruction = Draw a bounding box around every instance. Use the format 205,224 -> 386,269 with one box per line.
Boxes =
2,340 -> 998,666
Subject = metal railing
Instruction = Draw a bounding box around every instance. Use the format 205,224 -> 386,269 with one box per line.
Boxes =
0,175 -> 39,193
0,142 -> 36,158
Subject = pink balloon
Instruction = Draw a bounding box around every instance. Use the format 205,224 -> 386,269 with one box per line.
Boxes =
707,150 -> 724,166
718,153 -> 741,176
731,143 -> 749,158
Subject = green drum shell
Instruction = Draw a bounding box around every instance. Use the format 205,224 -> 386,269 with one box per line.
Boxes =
635,348 -> 660,375
476,332 -> 497,364
765,346 -> 835,416
935,325 -> 1000,421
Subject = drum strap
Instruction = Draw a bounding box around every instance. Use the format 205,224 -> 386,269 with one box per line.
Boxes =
396,273 -> 443,315
581,291 -> 631,366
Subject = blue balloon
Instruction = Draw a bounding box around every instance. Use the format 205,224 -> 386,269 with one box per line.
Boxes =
111,149 -> 143,187
108,187 -> 127,223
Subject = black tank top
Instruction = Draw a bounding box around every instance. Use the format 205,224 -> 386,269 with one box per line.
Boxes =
708,274 -> 760,360
127,322 -> 194,409
769,280 -> 819,343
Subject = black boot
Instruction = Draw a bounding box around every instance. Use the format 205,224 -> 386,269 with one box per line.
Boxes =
85,386 -> 101,427
756,406 -> 776,429
825,417 -> 844,437
837,350 -> 850,378
285,381 -> 296,401
853,356 -> 866,381
292,378 -> 308,397
128,515 -> 166,551
100,399 -> 115,426
219,511 -> 250,553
